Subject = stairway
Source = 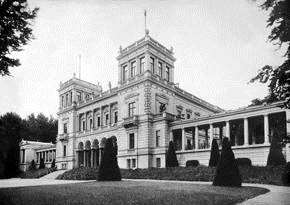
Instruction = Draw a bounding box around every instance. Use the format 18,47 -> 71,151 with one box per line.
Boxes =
40,169 -> 68,179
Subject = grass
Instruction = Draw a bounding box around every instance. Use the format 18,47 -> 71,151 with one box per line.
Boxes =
57,165 -> 285,186
0,180 -> 268,205
19,167 -> 57,179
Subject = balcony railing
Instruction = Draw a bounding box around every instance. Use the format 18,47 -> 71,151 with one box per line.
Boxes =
122,115 -> 139,128
58,134 -> 68,141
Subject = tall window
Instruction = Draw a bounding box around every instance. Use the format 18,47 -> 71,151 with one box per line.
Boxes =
123,65 -> 128,81
165,66 -> 170,81
156,130 -> 160,147
130,61 -> 136,77
150,57 -> 155,73
114,111 -> 118,123
127,159 -> 131,169
128,102 -> 136,117
156,158 -> 161,168
158,62 -> 163,77
70,91 -> 72,105
132,159 -> 136,168
63,145 -> 67,157
129,133 -> 135,149
76,91 -> 81,102
63,123 -> 67,134
97,116 -> 101,127
105,114 -> 109,125
62,96 -> 64,107
89,118 -> 93,129
65,93 -> 69,107
21,149 -> 25,163
140,57 -> 145,73
82,120 -> 86,131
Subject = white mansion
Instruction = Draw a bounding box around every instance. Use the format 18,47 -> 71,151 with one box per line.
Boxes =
20,32 -> 290,171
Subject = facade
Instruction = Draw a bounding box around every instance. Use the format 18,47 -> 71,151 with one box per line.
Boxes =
19,140 -> 56,171
55,32 -> 290,170
19,32 -> 290,171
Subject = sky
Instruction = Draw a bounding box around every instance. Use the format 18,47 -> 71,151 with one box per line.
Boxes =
0,0 -> 285,118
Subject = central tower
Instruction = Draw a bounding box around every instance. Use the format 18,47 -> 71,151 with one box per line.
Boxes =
117,31 -> 176,86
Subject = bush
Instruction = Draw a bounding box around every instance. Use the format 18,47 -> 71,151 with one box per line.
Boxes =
186,160 -> 199,167
236,158 -> 252,167
213,137 -> 242,187
20,167 -> 56,179
51,159 -> 56,168
28,160 -> 36,171
98,137 -> 121,181
57,167 -> 98,180
267,129 -> 286,166
166,141 -> 179,168
282,162 -> 290,186
39,158 -> 45,169
209,139 -> 220,167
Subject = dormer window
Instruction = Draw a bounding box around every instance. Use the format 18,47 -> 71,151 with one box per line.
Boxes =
130,61 -> 136,78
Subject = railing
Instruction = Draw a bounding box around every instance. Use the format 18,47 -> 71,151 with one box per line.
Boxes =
122,115 -> 139,128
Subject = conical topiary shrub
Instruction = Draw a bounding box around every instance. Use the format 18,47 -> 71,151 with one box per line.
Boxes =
267,129 -> 286,166
98,137 -> 121,181
28,160 -> 36,171
209,139 -> 220,167
39,158 -> 45,169
213,137 -> 241,187
51,159 -> 56,169
166,141 -> 179,168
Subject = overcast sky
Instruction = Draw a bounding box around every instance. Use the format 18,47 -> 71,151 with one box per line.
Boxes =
0,0 -> 285,118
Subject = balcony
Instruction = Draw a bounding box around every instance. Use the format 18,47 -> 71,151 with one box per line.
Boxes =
58,133 -> 68,141
122,115 -> 139,128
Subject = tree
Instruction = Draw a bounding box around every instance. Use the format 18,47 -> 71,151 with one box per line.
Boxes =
0,112 -> 23,178
28,160 -> 36,170
209,139 -> 220,167
0,0 -> 39,76
166,141 -> 179,168
267,128 -> 286,166
213,138 -> 242,187
39,158 -> 45,169
51,159 -> 56,169
250,0 -> 290,108
98,137 -> 121,181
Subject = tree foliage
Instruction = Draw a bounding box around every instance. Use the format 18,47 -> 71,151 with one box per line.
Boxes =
166,141 -> 179,168
0,0 -> 39,76
209,139 -> 220,167
0,112 -> 57,178
250,0 -> 290,108
98,137 -> 121,181
213,138 -> 242,187
267,128 -> 286,166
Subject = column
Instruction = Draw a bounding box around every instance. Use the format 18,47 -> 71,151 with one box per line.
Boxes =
84,150 -> 87,167
76,150 -> 79,167
226,121 -> 230,138
209,124 -> 214,148
182,128 -> 186,150
264,114 -> 270,144
195,126 -> 199,150
169,131 -> 173,141
91,149 -> 94,168
244,118 -> 249,146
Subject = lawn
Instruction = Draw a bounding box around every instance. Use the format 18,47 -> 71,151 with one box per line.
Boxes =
0,180 -> 268,205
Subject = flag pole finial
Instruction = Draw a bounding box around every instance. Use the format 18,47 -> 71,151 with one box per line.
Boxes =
144,9 -> 149,36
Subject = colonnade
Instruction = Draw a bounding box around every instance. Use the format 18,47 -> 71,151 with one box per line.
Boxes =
171,112 -> 285,151
36,149 -> 56,163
